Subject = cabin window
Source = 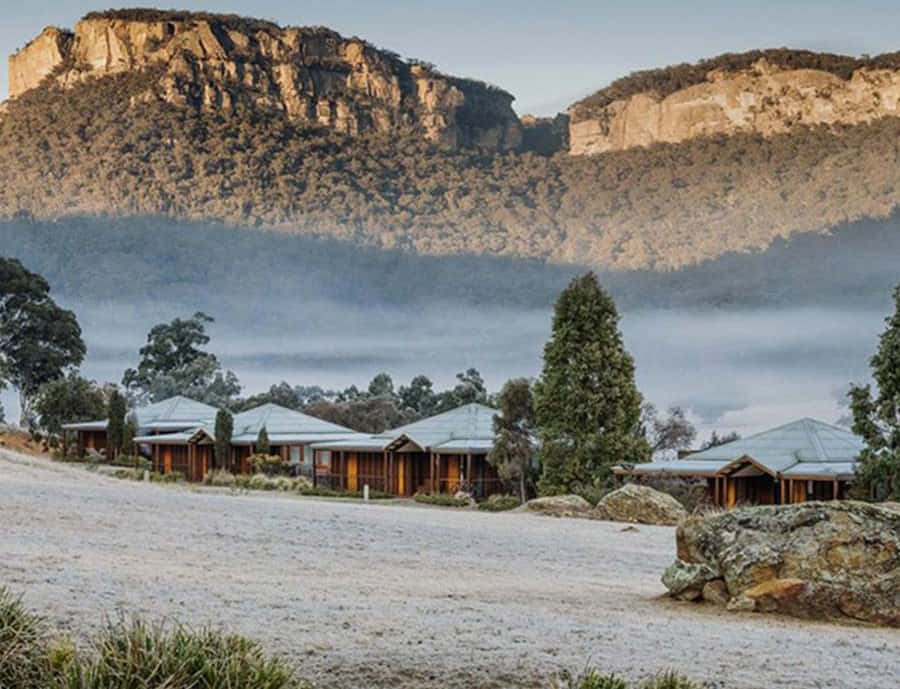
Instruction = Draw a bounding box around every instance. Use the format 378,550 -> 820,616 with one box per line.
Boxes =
303,445 -> 313,464
318,450 -> 331,468
289,446 -> 301,464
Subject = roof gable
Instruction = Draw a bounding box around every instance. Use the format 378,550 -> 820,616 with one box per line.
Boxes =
231,403 -> 353,437
682,418 -> 863,473
134,395 -> 218,427
381,403 -> 497,449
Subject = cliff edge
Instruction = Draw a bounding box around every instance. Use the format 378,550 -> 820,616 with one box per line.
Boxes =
7,9 -> 521,151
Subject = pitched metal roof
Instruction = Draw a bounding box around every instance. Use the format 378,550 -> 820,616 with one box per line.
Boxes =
63,395 -> 217,432
620,418 -> 863,478
312,403 -> 498,453
134,395 -> 218,429
229,403 -> 354,443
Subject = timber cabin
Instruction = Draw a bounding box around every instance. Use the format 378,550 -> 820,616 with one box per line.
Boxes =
62,395 -> 218,459
614,418 -> 863,507
310,403 -> 504,498
134,403 -> 357,482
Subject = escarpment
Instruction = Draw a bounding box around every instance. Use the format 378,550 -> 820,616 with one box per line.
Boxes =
7,10 -> 521,151
570,54 -> 900,154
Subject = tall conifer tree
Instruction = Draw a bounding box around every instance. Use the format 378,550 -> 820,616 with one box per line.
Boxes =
534,273 -> 649,497
850,284 -> 900,500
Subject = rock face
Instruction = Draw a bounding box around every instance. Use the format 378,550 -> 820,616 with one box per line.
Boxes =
526,494 -> 592,518
6,10 -> 521,151
593,484 -> 688,526
569,58 -> 900,155
664,502 -> 900,626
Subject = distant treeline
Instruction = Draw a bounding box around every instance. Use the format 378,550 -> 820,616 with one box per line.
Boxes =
0,212 -> 898,317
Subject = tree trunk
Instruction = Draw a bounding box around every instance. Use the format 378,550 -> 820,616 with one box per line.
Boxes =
519,472 -> 526,505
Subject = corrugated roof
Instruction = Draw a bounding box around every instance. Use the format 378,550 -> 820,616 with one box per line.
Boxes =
312,403 -> 499,453
782,462 -> 858,479
61,419 -> 108,431
134,396 -> 218,429
621,418 -> 862,477
231,403 -> 354,437
617,459 -> 733,476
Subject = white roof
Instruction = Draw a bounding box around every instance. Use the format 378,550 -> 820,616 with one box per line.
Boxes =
312,403 -> 497,454
229,403 -> 355,444
63,395 -> 217,432
620,418 -> 863,478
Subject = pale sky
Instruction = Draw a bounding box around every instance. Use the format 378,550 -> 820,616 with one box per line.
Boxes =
3,1 -> 900,114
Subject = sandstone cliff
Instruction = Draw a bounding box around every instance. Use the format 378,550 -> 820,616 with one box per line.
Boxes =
6,10 -> 521,151
570,57 -> 900,154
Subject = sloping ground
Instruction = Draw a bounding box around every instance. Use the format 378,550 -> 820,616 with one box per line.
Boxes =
1,448 -> 897,688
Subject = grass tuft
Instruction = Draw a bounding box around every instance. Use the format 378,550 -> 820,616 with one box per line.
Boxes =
477,494 -> 521,511
413,492 -> 471,507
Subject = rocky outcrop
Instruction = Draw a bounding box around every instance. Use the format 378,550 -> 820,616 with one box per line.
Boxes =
663,502 -> 900,626
8,27 -> 73,97
526,494 -> 592,518
569,58 -> 900,155
593,484 -> 688,526
6,10 -> 521,151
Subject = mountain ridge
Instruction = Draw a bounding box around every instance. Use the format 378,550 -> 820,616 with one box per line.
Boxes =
3,9 -> 900,271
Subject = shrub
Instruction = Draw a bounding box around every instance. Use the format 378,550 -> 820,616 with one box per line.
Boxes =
478,494 -> 521,511
248,473 -> 277,490
292,476 -> 313,491
562,669 -> 629,689
149,471 -> 184,483
642,672 -> 702,689
113,468 -> 143,481
60,616 -> 300,688
0,586 -> 47,689
272,476 -> 294,491
204,469 -> 238,488
249,453 -> 286,476
413,492 -> 471,507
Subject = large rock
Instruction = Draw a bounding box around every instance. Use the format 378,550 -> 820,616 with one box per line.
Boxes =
664,501 -> 900,626
7,10 -> 521,152
569,58 -> 900,155
661,560 -> 720,601
526,494 -> 592,518
593,484 -> 688,526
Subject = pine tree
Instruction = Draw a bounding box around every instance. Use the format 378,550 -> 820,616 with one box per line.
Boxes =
214,408 -> 233,471
849,284 -> 900,500
534,273 -> 649,498
255,425 -> 270,456
106,389 -> 127,461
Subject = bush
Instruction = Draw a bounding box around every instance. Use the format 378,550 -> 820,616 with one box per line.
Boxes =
295,484 -> 393,499
477,494 -> 521,511
204,469 -> 238,488
113,468 -> 143,481
249,473 -> 278,490
62,617 -> 299,688
413,492 -> 471,507
249,453 -> 286,476
0,586 -> 47,688
561,669 -> 702,689
149,471 -> 184,483
0,589 -> 303,689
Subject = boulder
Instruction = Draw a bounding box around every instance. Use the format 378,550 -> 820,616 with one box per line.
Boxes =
661,560 -> 720,601
701,579 -> 730,606
526,494 -> 592,518
663,501 -> 900,626
593,484 -> 688,525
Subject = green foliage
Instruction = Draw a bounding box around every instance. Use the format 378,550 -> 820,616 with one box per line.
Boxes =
105,388 -> 127,461
561,669 -> 702,689
34,373 -> 106,449
255,426 -> 271,455
535,273 -> 650,497
0,586 -> 48,688
122,311 -> 240,405
477,494 -> 521,511
214,408 -> 233,471
398,375 -> 438,417
413,492 -> 471,507
0,256 -> 86,425
488,378 -> 538,503
55,616 -> 300,689
850,283 -> 900,500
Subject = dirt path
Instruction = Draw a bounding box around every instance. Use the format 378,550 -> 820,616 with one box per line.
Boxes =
1,449 -> 896,688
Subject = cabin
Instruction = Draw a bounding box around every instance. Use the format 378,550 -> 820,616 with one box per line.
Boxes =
614,418 -> 862,507
311,403 -> 504,498
134,403 -> 357,482
62,395 -> 218,459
